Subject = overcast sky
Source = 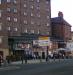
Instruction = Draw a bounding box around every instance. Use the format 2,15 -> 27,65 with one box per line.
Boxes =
51,0 -> 73,31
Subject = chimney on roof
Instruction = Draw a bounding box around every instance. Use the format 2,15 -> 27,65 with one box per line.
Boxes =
58,11 -> 63,18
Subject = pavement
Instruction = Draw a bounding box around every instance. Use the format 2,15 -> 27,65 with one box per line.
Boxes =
0,59 -> 71,68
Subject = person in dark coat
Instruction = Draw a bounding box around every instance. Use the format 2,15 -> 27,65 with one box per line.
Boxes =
0,55 -> 2,66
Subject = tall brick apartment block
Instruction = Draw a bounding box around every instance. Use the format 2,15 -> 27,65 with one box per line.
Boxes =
0,0 -> 51,58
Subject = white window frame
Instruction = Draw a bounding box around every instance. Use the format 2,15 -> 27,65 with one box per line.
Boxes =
7,0 -> 10,3
24,20 -> 27,24
7,17 -> 11,21
24,12 -> 27,16
30,5 -> 34,9
14,8 -> 17,13
14,0 -> 17,4
7,26 -> 11,31
0,12 -> 1,18
0,0 -> 1,4
31,30 -> 34,33
46,23 -> 50,26
31,13 -> 34,17
24,4 -> 27,8
24,29 -> 27,33
0,23 -> 2,31
0,36 -> 2,44
31,21 -> 34,24
14,18 -> 17,22
7,8 -> 10,12
37,0 -> 40,2
14,27 -> 18,31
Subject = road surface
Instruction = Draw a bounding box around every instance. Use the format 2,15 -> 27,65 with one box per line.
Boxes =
0,59 -> 73,75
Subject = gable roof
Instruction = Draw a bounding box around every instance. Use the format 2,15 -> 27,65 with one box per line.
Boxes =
51,17 -> 71,27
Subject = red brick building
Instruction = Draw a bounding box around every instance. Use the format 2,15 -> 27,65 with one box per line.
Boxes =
51,11 -> 71,48
0,0 -> 51,58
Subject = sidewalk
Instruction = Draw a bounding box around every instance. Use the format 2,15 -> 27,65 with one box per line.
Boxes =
11,59 -> 46,65
0,58 -> 69,67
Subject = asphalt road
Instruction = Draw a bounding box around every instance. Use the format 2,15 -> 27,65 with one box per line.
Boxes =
0,59 -> 73,75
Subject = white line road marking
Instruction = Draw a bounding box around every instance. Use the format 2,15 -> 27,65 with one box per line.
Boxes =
0,66 -> 20,71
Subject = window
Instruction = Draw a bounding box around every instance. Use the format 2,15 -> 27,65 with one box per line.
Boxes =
30,5 -> 34,9
7,0 -> 10,3
31,0 -> 34,1
7,8 -> 10,12
31,21 -> 34,24
37,6 -> 40,10
0,0 -> 1,4
24,29 -> 27,33
37,22 -> 40,26
0,23 -> 2,30
47,15 -> 49,19
46,8 -> 49,11
46,23 -> 50,26
0,10 -> 2,18
37,0 -> 40,2
14,18 -> 17,22
24,12 -> 27,16
37,14 -> 40,17
7,17 -> 11,21
14,8 -> 17,13
31,13 -> 34,16
46,32 -> 49,35
7,26 -> 11,31
14,27 -> 17,31
38,30 -> 40,34
31,30 -> 34,33
46,1 -> 49,4
24,4 -> 27,8
24,20 -> 27,24
14,0 -> 17,4
0,36 -> 2,44
0,12 -> 1,18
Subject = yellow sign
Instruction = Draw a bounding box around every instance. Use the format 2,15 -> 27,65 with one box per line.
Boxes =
39,36 -> 49,40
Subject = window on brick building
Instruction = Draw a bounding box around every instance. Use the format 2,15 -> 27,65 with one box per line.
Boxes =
37,0 -> 40,2
46,23 -> 50,26
31,30 -> 34,33
7,8 -> 10,12
0,36 -> 2,44
14,27 -> 18,31
7,0 -> 10,3
14,8 -> 17,13
24,29 -> 27,33
14,0 -> 17,4
38,30 -> 40,34
24,20 -> 27,24
24,4 -> 27,8
0,0 -> 1,4
30,5 -> 34,9
31,20 -> 34,24
7,17 -> 11,21
31,13 -> 34,17
24,12 -> 27,16
14,18 -> 17,22
0,12 -> 1,18
0,23 -> 2,31
7,26 -> 11,31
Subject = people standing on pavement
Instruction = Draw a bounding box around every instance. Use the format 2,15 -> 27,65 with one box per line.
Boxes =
21,56 -> 24,64
25,54 -> 27,64
0,55 -> 2,66
6,56 -> 10,64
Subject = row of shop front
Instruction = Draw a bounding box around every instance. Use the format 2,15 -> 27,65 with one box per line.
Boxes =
1,33 -> 69,60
